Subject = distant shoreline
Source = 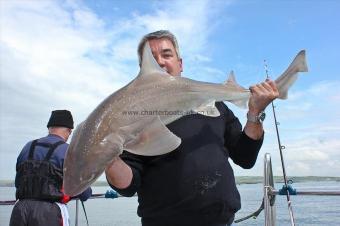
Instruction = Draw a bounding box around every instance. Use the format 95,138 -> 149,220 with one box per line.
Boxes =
234,176 -> 340,185
1,176 -> 339,187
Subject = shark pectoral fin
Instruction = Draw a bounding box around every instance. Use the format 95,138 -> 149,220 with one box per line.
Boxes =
122,116 -> 181,156
99,133 -> 124,157
194,101 -> 220,117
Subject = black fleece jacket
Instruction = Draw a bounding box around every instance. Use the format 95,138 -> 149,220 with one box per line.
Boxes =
108,102 -> 263,226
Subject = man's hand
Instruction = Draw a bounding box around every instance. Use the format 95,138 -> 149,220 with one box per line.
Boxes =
244,79 -> 279,140
248,79 -> 279,115
105,156 -> 133,189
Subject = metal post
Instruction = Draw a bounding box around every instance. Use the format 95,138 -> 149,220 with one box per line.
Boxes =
75,199 -> 79,226
264,153 -> 276,226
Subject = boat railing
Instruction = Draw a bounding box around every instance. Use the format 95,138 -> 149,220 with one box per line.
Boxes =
2,154 -> 340,226
235,153 -> 340,226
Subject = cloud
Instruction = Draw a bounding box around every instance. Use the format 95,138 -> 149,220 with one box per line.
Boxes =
1,0 -> 339,180
233,79 -> 340,177
102,0 -> 233,76
271,80 -> 340,124
0,0 -> 232,180
0,0 -> 128,179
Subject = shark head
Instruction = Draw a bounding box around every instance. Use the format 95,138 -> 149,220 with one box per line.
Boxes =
63,122 -> 95,196
63,120 -> 121,196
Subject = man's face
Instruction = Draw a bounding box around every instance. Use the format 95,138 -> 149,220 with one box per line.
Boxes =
148,38 -> 183,76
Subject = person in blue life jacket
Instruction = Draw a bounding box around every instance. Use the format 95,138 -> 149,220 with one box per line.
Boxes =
105,30 -> 279,226
9,110 -> 92,226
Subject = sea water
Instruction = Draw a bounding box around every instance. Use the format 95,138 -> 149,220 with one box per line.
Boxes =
1,181 -> 339,226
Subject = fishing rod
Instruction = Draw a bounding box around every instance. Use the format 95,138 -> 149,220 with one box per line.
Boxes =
264,60 -> 296,226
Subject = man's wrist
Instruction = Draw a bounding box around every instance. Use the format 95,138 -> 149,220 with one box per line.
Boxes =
247,111 -> 266,124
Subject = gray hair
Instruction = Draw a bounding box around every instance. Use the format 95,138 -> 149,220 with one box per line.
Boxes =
137,30 -> 181,65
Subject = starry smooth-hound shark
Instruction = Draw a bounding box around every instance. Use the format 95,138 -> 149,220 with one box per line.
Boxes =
63,42 -> 308,196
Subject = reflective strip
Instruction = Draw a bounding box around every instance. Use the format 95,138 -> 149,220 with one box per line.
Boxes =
56,202 -> 70,226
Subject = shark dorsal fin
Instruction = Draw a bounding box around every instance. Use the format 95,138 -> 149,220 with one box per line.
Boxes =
223,70 -> 249,108
139,42 -> 167,76
224,70 -> 236,85
224,70 -> 245,90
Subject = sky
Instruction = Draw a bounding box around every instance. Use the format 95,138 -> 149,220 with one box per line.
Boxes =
1,0 -> 339,181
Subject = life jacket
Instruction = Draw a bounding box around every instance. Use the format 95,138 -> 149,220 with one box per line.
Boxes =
15,139 -> 69,202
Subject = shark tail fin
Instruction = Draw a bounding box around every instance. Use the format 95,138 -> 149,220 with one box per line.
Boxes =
223,71 -> 249,108
275,50 -> 308,99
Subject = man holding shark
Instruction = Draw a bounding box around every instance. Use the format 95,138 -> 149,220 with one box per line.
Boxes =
105,30 -> 279,226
